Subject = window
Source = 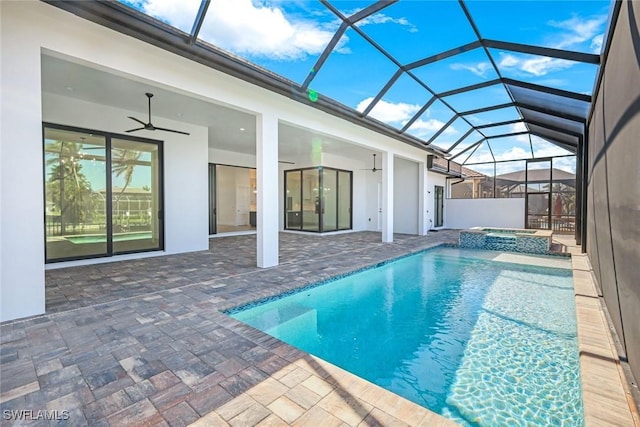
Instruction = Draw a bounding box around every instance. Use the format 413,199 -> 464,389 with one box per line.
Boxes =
284,167 -> 352,232
44,124 -> 163,262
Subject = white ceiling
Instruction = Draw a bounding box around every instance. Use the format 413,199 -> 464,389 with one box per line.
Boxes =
41,54 -> 376,161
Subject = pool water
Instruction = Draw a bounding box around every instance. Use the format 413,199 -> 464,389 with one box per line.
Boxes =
66,232 -> 152,244
230,247 -> 583,426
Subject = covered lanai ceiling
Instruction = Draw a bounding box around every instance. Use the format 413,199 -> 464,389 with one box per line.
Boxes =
47,0 -> 612,166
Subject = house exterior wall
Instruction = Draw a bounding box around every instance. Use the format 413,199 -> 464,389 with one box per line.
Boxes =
445,199 -> 525,230
208,149 -> 256,169
586,0 -> 640,382
0,1 -> 432,321
1,3 -> 46,321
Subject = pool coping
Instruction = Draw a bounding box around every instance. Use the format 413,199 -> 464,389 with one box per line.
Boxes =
570,250 -> 640,426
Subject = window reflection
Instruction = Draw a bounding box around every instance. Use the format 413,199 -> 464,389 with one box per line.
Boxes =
44,125 -> 163,262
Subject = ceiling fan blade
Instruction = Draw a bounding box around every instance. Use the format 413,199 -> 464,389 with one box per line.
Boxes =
278,160 -> 295,164
154,126 -> 191,135
125,127 -> 145,133
128,116 -> 147,126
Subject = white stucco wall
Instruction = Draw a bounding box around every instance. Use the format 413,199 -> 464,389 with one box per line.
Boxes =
445,198 -> 526,230
208,148 -> 256,168
365,173 -> 382,231
1,4 -> 46,321
394,157 -> 419,235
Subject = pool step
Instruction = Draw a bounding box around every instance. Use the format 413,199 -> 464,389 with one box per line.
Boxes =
485,235 -> 516,246
264,305 -> 318,341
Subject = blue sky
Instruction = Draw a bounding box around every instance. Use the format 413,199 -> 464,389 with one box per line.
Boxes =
120,0 -> 611,173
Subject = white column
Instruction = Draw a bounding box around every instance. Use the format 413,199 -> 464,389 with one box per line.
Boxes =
1,5 -> 45,321
256,112 -> 279,268
381,151 -> 394,242
418,160 -> 429,235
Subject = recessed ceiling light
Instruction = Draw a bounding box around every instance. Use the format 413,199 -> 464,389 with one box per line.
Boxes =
65,86 -> 74,91
176,112 -> 183,117
239,127 -> 245,131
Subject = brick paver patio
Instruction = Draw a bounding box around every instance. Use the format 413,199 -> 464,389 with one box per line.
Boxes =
1,231 -> 460,426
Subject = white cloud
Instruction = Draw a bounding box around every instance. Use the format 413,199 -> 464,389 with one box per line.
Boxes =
358,13 -> 418,32
551,156 -> 577,173
495,14 -> 606,78
495,146 -> 531,161
591,34 -> 604,53
407,118 -> 459,141
499,54 -> 520,68
142,0 -> 200,32
356,97 -> 420,124
142,0 -> 340,60
450,62 -> 492,78
413,118 -> 458,133
498,53 -> 573,77
509,122 -> 529,143
548,15 -> 607,50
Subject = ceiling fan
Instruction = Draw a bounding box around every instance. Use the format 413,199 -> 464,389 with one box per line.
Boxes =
126,93 -> 190,135
361,153 -> 382,172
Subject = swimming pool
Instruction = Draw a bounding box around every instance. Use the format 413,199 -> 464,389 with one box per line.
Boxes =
229,247 -> 582,426
66,232 -> 152,244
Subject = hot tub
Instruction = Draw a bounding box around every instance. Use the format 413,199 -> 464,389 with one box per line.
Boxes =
459,227 -> 553,254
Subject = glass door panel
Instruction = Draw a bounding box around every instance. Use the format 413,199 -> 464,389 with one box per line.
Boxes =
434,185 -> 444,227
322,169 -> 337,232
111,138 -> 161,253
338,171 -> 352,230
208,164 -> 216,234
285,170 -> 302,230
552,182 -> 576,233
527,193 -> 550,229
302,169 -> 320,231
526,159 -> 551,230
44,128 -> 107,261
249,168 -> 257,229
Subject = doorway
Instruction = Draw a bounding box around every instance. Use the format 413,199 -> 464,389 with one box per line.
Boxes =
208,164 -> 256,235
434,185 -> 444,227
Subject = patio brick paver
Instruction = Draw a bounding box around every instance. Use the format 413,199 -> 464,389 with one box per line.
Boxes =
1,231 -> 460,426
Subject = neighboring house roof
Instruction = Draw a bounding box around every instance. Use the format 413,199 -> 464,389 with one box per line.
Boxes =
461,166 -> 485,178
430,156 -> 485,179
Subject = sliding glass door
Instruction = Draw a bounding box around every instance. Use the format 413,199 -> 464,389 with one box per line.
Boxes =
284,166 -> 352,232
44,124 -> 163,262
